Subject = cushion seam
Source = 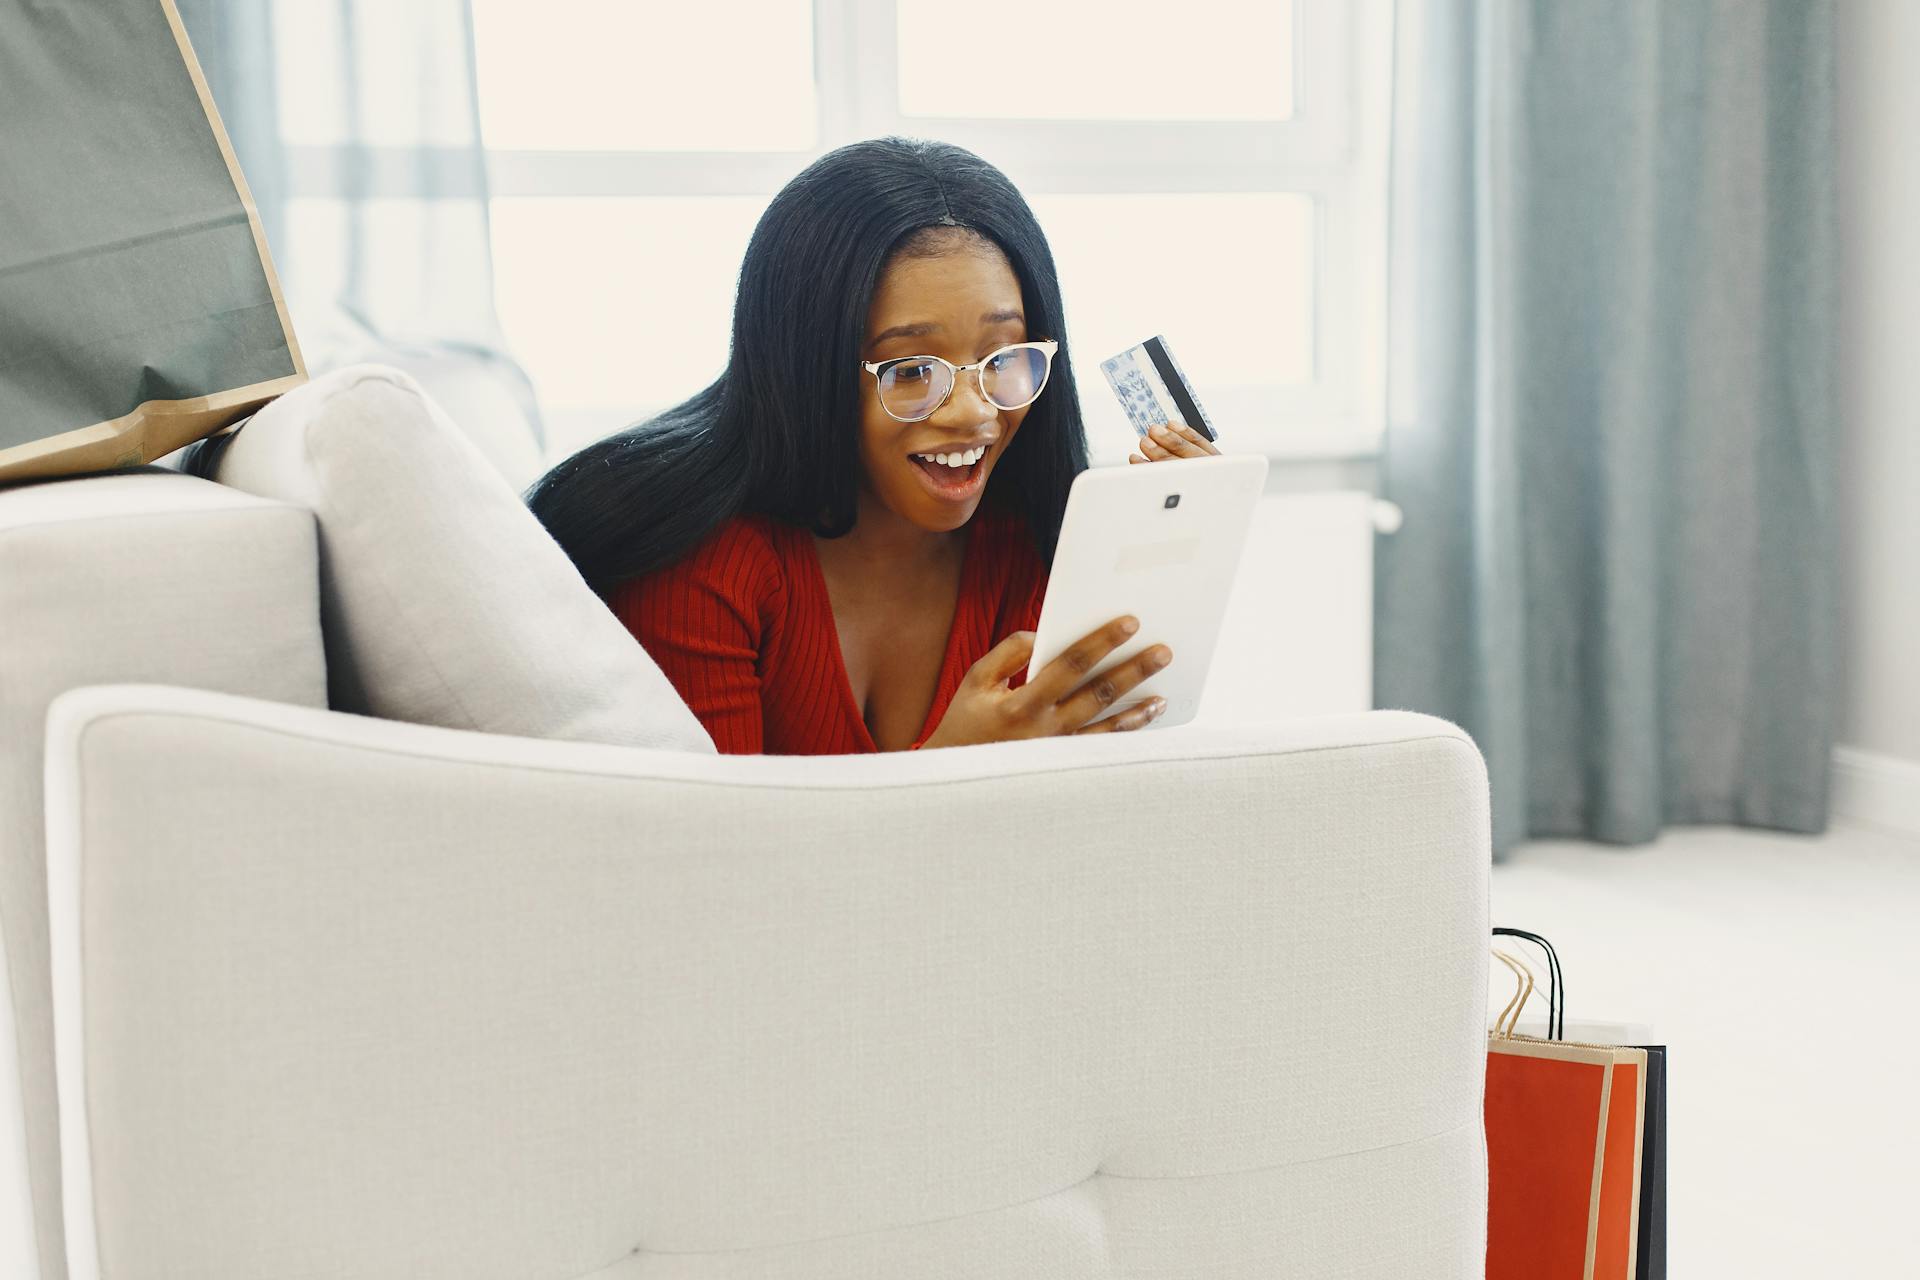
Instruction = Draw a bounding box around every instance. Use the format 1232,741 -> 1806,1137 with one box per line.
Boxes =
608,1118 -> 1482,1263
0,497 -> 304,545
62,705 -> 1482,793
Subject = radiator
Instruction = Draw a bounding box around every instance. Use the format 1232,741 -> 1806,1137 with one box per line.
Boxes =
1198,490 -> 1401,723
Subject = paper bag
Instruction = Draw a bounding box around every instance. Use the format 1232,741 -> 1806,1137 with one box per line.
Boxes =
1629,1040 -> 1667,1280
1487,948 -> 1648,1280
0,0 -> 304,485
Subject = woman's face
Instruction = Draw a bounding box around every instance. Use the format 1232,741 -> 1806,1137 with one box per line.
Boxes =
857,235 -> 1034,534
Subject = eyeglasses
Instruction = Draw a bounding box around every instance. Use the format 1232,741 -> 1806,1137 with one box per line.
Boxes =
860,338 -> 1059,423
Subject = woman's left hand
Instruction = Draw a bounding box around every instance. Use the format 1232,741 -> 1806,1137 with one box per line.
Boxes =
1127,420 -> 1221,463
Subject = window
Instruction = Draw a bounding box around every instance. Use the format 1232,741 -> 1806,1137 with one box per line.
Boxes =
469,0 -> 1392,465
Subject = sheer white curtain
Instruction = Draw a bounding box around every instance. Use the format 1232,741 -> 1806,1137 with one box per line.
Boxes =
173,0 -> 546,486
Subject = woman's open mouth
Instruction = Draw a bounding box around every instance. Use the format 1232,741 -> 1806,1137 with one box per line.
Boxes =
908,443 -> 990,502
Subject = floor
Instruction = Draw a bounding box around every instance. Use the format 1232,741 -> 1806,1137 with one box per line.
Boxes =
1490,819 -> 1920,1277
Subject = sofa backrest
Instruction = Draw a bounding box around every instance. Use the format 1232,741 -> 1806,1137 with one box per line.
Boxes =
0,469 -> 328,1280
43,684 -> 1493,1278
283,341 -> 549,495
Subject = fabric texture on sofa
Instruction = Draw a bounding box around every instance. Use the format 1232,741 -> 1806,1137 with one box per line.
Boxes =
43,684 -> 1491,1279
0,470 -> 326,1280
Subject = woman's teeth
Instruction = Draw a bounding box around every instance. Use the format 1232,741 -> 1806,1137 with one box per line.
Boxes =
911,445 -> 986,468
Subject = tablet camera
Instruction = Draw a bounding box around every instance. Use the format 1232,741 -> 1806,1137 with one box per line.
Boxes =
1164,494 -> 1180,509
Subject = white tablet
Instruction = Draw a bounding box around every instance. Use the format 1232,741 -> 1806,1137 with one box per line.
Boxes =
1025,452 -> 1269,729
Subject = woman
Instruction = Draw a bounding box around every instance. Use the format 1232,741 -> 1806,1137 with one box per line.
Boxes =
524,136 -> 1220,754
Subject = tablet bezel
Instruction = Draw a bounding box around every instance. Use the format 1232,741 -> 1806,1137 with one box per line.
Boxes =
1023,453 -> 1269,729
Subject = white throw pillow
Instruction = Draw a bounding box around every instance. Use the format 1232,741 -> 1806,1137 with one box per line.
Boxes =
214,364 -> 716,753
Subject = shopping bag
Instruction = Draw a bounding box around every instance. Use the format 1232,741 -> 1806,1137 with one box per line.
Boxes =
0,0 -> 304,485
1629,1040 -> 1667,1280
1493,927 -> 1668,1280
1486,944 -> 1647,1280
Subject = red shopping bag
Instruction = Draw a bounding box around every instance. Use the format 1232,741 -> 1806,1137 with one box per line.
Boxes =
1486,944 -> 1647,1280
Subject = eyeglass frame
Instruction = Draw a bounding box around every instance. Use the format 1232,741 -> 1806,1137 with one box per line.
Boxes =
859,338 -> 1060,423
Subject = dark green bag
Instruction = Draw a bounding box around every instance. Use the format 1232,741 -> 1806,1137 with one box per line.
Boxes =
0,0 -> 303,484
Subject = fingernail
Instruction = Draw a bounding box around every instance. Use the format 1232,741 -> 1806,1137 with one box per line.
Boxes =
1150,646 -> 1171,668
1121,616 -> 1139,634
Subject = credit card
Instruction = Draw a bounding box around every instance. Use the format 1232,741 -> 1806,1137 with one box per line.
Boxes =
1098,334 -> 1219,443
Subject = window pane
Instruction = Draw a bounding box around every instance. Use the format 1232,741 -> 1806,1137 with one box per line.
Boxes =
1031,193 -> 1314,438
283,198 -> 498,344
492,194 -> 1312,459
273,1 -> 480,147
898,0 -> 1293,121
471,0 -> 816,151
489,198 -> 762,440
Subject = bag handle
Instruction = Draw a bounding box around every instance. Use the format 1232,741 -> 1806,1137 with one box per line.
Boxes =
1490,948 -> 1535,1038
1492,926 -> 1563,1039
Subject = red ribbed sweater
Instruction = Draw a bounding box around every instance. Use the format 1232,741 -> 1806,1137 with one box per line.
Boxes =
611,505 -> 1048,754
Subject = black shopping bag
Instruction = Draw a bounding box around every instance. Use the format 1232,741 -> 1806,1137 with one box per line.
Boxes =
1626,1041 -> 1667,1280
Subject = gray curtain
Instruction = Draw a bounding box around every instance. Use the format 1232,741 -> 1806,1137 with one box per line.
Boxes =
173,0 -> 544,456
1375,0 -> 1837,859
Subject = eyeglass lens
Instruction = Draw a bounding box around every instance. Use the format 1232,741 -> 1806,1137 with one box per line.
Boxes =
879,346 -> 1051,419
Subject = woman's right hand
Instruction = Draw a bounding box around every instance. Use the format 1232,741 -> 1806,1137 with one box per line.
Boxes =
917,615 -> 1172,749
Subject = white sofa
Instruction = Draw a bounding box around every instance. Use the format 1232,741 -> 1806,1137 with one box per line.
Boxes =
0,366 -> 1492,1279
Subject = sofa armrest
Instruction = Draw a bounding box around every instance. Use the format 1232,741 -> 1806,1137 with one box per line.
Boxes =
45,683 -> 1490,1280
0,470 -> 326,1280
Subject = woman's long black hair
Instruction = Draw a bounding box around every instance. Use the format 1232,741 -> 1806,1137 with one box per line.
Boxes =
522,136 -> 1089,602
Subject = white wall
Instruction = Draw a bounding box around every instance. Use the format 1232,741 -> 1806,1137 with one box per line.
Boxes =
1835,1 -> 1920,821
